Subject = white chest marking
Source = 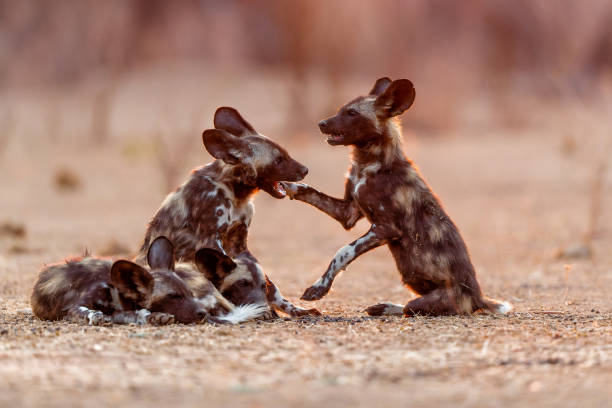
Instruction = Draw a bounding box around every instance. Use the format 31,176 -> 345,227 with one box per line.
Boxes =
352,163 -> 381,196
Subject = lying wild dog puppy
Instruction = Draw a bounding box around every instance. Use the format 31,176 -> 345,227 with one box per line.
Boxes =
283,78 -> 511,316
136,107 -> 320,318
31,237 -> 265,325
194,248 -> 307,318
162,243 -> 270,324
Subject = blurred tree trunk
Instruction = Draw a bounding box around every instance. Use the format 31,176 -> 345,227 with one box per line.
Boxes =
275,0 -> 316,140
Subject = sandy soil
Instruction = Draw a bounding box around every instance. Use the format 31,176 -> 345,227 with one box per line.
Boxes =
0,80 -> 611,407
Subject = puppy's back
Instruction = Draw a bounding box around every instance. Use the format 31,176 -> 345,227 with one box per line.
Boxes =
31,257 -> 111,320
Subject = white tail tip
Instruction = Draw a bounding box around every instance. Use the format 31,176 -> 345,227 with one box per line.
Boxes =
218,304 -> 268,325
497,301 -> 512,314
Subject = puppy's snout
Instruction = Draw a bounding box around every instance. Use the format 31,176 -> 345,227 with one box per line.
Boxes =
318,120 -> 329,132
299,165 -> 308,178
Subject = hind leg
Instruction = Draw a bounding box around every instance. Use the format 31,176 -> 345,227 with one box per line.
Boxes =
365,303 -> 405,316
367,289 -> 462,317
402,288 -> 461,317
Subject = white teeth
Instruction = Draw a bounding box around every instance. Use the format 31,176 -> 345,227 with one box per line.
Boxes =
273,182 -> 286,197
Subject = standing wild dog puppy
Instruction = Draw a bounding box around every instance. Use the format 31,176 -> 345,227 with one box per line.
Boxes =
137,107 -> 320,318
31,237 -> 264,325
283,78 -> 511,316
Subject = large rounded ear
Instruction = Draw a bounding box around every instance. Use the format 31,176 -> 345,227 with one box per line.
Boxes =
194,247 -> 237,285
147,236 -> 175,271
213,107 -> 255,136
202,129 -> 252,165
110,260 -> 154,304
374,79 -> 415,118
369,77 -> 392,96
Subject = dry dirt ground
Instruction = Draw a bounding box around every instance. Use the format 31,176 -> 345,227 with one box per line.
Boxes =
0,80 -> 611,407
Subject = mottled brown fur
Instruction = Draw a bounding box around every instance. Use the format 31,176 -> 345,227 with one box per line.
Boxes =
31,237 -> 208,325
284,78 -> 510,316
137,107 -> 320,318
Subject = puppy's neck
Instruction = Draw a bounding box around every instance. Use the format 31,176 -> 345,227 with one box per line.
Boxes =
212,161 -> 258,201
230,182 -> 259,201
350,120 -> 404,169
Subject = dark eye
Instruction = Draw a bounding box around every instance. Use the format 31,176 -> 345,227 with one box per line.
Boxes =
237,279 -> 251,288
167,293 -> 182,301
274,156 -> 284,165
347,109 -> 359,116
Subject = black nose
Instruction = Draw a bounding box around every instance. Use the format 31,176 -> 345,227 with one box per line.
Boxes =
318,120 -> 329,132
300,165 -> 308,178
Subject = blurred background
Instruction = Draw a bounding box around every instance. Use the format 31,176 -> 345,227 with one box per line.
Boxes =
0,0 -> 610,268
2,0 -> 612,142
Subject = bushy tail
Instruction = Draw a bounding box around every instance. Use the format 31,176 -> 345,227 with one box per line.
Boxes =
213,304 -> 268,325
482,297 -> 512,314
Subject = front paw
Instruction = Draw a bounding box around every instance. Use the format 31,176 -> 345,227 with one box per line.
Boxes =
279,182 -> 306,200
291,307 -> 322,317
88,311 -> 111,326
301,285 -> 329,301
147,312 -> 175,326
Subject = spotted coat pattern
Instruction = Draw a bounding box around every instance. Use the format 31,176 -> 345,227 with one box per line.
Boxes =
31,238 -> 206,325
285,78 -> 511,316
31,237 -> 269,325
136,107 -> 320,318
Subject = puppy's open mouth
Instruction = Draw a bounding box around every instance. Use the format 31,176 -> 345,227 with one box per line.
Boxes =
262,181 -> 287,199
324,132 -> 345,145
272,182 -> 286,198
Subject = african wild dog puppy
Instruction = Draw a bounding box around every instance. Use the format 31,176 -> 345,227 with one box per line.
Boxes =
193,248 -> 315,319
31,237 -> 264,325
136,107 -> 320,318
162,244 -> 270,324
282,78 -> 511,316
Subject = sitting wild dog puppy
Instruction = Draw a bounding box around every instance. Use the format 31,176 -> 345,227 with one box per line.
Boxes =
31,237 -> 264,325
283,78 -> 511,316
137,107 -> 320,318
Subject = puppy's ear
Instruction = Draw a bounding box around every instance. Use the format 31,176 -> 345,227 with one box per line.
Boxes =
369,77 -> 392,96
194,248 -> 237,285
147,236 -> 175,271
213,107 -> 255,136
202,129 -> 251,165
374,79 -> 415,118
110,260 -> 154,305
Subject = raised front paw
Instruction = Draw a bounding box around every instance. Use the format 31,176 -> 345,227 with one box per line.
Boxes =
291,307 -> 322,317
301,284 -> 329,301
147,312 -> 175,326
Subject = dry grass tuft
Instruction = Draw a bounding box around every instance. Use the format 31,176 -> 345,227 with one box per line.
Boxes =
53,168 -> 82,192
97,239 -> 132,257
0,221 -> 26,239
555,243 -> 592,260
